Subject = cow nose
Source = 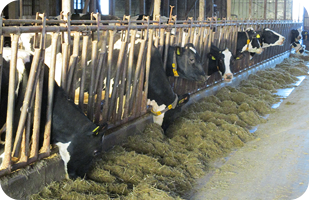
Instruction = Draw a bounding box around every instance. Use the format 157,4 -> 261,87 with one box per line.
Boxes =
224,73 -> 233,82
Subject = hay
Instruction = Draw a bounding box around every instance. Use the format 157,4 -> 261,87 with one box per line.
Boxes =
30,51 -> 309,200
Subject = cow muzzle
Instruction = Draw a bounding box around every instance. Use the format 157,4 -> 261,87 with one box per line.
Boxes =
279,37 -> 285,45
256,48 -> 264,55
224,73 -> 233,82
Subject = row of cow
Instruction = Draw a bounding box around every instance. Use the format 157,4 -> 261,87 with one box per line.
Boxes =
0,20 -> 299,179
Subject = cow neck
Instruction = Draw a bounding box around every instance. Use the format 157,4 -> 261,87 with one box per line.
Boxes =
148,47 -> 177,107
51,86 -> 97,142
166,46 -> 180,77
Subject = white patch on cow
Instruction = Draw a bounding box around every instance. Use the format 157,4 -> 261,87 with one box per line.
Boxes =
147,99 -> 166,126
19,33 -> 35,52
56,141 -> 71,175
222,49 -> 233,81
262,28 -> 286,48
189,47 -> 196,54
44,45 -> 62,86
243,42 -> 263,54
0,152 -> 4,166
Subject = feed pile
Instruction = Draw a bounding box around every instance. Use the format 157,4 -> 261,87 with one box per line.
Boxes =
30,54 -> 308,200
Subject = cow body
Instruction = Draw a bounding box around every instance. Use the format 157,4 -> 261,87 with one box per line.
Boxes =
127,41 -> 189,131
0,50 -> 107,179
236,28 -> 263,56
291,41 -> 306,54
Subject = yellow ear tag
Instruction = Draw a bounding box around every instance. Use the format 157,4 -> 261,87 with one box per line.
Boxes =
211,56 -> 216,60
172,63 -> 179,77
236,57 -> 240,60
247,39 -> 250,44
168,104 -> 173,109
176,48 -> 181,55
92,126 -> 100,135
256,34 -> 260,39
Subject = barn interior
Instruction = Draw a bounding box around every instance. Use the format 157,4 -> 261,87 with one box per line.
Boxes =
1,0 -> 309,199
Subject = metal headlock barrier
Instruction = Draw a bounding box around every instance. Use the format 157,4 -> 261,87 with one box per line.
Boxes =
0,12 -> 301,177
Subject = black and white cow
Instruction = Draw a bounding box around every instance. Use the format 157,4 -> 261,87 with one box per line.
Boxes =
206,44 -> 245,82
165,43 -> 207,82
113,39 -> 206,82
249,28 -> 286,58
237,27 -> 264,56
291,41 -> 306,54
0,49 -> 108,179
291,28 -> 302,43
256,28 -> 286,48
139,42 -> 190,131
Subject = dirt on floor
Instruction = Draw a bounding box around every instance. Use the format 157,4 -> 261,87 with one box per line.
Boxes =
28,53 -> 309,200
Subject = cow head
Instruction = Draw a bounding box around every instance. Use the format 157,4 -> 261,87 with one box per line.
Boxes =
291,28 -> 302,43
207,45 -> 244,82
60,122 -> 108,179
243,28 -> 264,54
259,28 -> 285,48
168,43 -> 207,82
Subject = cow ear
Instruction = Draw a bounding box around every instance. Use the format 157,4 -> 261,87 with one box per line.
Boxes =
92,122 -> 108,136
175,46 -> 182,55
177,94 -> 190,107
207,53 -> 216,60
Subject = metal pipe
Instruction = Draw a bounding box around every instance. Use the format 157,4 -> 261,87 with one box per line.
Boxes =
87,40 -> 98,121
0,34 -> 20,172
102,30 -> 116,121
79,32 -> 90,112
12,48 -> 42,158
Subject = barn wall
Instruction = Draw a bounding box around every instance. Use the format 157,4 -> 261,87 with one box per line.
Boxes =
304,8 -> 309,30
231,0 -> 293,20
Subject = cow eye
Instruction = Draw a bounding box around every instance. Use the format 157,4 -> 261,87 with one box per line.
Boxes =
189,58 -> 195,63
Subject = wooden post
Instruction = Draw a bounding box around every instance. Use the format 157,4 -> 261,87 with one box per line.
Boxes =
284,0 -> 286,20
199,0 -> 205,21
227,0 -> 231,18
109,0 -> 115,15
62,0 -> 71,13
153,0 -> 161,17
249,0 -> 252,18
83,0 -> 91,13
90,0 -> 97,13
8,0 -> 19,19
264,0 -> 267,19
19,0 -> 23,19
139,0 -> 145,14
125,0 -> 131,15
275,0 -> 278,20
